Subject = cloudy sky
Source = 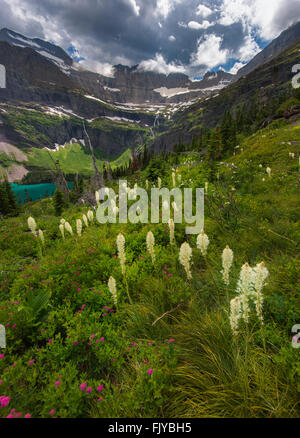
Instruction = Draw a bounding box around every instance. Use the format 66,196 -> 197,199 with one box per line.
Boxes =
1,0 -> 300,77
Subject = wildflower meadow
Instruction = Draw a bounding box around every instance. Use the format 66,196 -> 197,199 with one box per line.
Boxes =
0,121 -> 299,419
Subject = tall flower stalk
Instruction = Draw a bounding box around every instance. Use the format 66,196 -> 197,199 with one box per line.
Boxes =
168,219 -> 175,246
222,246 -> 234,286
76,219 -> 82,237
146,231 -> 155,264
197,230 -> 210,256
179,242 -> 193,280
197,230 -> 219,296
82,214 -> 88,227
251,262 -> 269,352
172,172 -> 176,188
38,229 -> 45,246
236,262 -> 253,360
116,233 -> 126,275
87,210 -> 94,223
108,276 -> 118,308
64,222 -> 73,236
28,217 -> 37,236
59,224 -> 65,240
95,191 -> 100,206
236,263 -> 253,324
222,245 -> 234,302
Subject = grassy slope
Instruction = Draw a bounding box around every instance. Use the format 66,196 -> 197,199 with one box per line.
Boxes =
0,120 -> 299,418
0,106 -> 151,179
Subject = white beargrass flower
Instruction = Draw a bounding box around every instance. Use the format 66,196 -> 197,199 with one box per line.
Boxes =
172,172 -> 176,187
158,177 -> 162,189
76,219 -> 82,237
221,245 -> 234,286
197,230 -> 210,256
64,221 -> 73,236
59,224 -> 65,240
145,179 -> 149,190
38,229 -> 45,246
168,219 -> 175,245
146,231 -> 155,264
236,262 -> 253,323
179,242 -> 193,280
60,218 -> 66,225
87,210 -> 94,222
251,262 -> 269,324
230,297 -> 241,335
116,233 -> 126,275
108,276 -> 117,306
172,201 -> 179,212
266,167 -> 271,177
28,217 -> 37,236
95,191 -> 100,206
82,214 -> 88,227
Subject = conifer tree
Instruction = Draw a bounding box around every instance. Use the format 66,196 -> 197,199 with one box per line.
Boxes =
53,189 -> 64,216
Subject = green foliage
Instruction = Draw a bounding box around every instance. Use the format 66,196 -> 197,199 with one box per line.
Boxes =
0,117 -> 299,418
53,189 -> 64,216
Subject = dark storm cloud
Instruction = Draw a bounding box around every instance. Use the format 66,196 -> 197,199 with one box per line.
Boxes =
0,0 -> 300,76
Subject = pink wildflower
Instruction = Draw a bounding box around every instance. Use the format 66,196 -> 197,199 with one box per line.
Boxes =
79,382 -> 87,391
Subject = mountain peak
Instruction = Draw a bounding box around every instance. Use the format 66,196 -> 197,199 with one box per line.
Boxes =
0,27 -> 73,73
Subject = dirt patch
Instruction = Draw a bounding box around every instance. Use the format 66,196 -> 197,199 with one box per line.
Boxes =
0,164 -> 28,182
0,141 -> 28,162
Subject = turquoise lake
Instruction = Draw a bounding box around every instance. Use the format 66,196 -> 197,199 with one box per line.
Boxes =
11,183 -> 73,204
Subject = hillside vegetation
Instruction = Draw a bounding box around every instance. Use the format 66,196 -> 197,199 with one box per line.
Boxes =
0,117 -> 299,418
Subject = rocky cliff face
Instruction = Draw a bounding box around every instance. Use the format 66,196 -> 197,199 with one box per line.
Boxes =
151,38 -> 300,153
0,27 -> 236,105
0,40 -> 159,165
0,28 -> 73,72
72,65 -> 235,104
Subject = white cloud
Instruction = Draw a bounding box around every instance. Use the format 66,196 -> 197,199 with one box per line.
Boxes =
188,20 -> 213,30
191,34 -> 229,68
138,53 -> 185,74
238,34 -> 261,62
169,35 -> 176,41
228,61 -> 245,74
155,0 -> 182,19
219,0 -> 300,41
77,60 -> 115,77
196,4 -> 213,18
127,0 -> 140,16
